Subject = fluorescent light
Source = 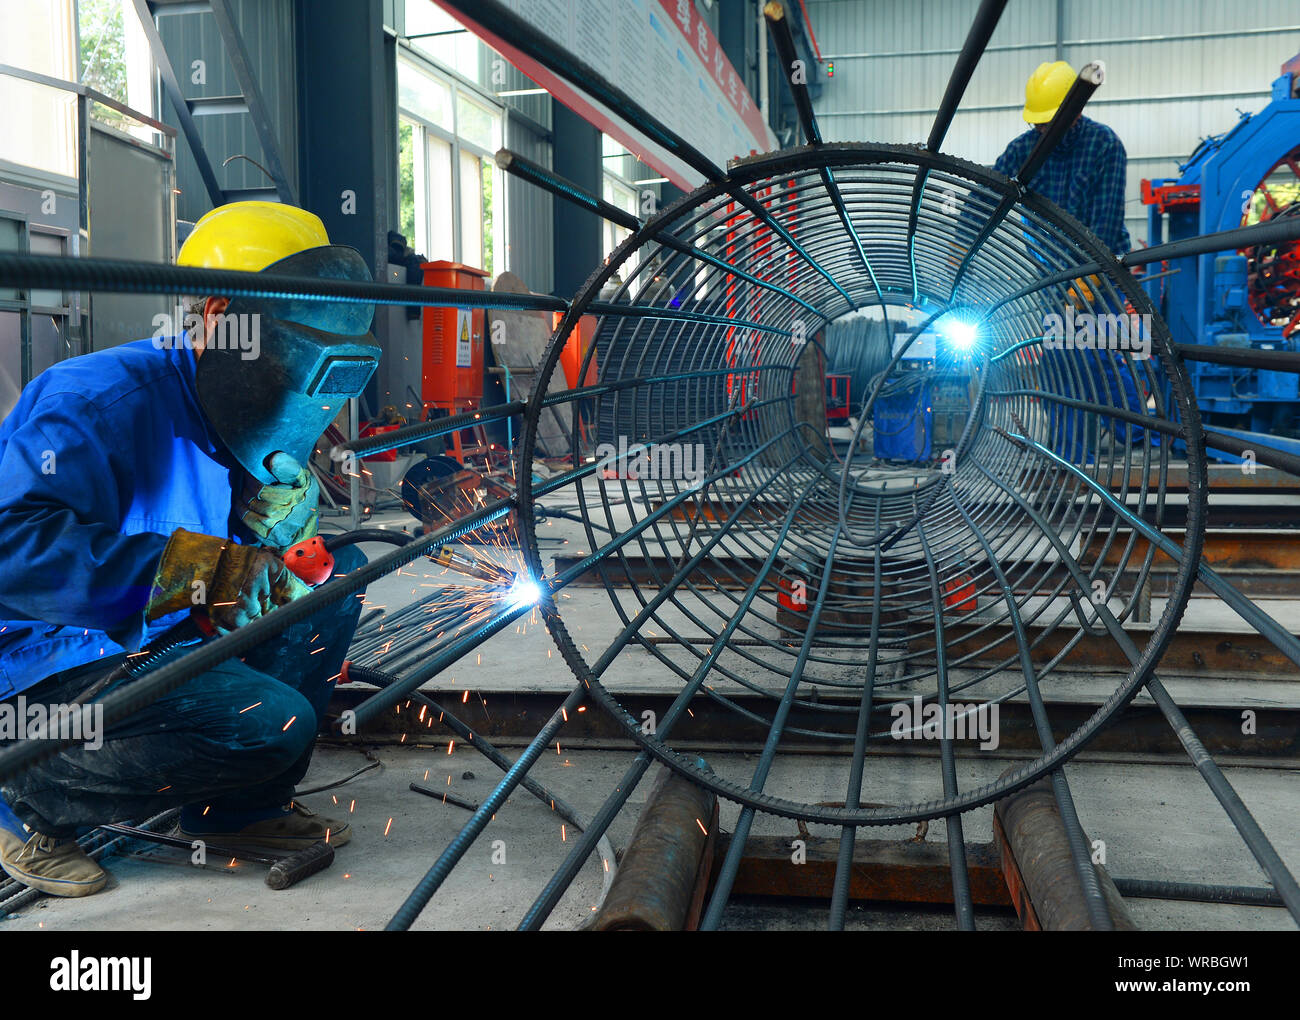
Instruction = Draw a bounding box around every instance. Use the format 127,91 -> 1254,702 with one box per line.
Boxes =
496,88 -> 548,97
631,177 -> 669,185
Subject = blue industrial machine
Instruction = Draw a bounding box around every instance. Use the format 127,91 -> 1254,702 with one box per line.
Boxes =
1142,53 -> 1300,460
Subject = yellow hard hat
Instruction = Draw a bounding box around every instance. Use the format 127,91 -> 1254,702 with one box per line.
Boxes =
1022,61 -> 1075,124
177,201 -> 331,272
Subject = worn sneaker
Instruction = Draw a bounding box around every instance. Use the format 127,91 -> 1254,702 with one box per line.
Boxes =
0,829 -> 108,897
179,801 -> 350,850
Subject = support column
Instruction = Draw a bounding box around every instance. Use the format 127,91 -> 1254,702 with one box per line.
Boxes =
550,102 -> 602,299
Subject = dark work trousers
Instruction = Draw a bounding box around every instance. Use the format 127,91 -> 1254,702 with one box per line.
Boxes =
0,545 -> 367,837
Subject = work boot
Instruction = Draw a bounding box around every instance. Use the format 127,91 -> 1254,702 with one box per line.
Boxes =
0,828 -> 108,897
179,800 -> 350,850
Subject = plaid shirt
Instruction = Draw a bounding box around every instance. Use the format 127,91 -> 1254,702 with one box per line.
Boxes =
993,116 -> 1132,256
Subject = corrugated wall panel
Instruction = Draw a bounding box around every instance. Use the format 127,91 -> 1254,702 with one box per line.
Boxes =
807,0 -> 1296,246
506,113 -> 553,295
156,0 -> 299,224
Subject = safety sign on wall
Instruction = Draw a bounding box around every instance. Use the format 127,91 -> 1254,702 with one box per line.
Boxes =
456,309 -> 473,368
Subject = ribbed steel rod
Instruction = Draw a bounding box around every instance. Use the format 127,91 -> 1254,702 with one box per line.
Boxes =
699,524 -> 846,929
916,514 -> 976,930
517,461 -> 819,930
951,487 -> 1113,929
971,455 -> 1300,922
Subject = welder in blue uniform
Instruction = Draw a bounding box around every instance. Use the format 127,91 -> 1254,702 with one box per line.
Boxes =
0,202 -> 380,897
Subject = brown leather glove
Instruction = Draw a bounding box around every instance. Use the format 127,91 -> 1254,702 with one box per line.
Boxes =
146,528 -> 310,633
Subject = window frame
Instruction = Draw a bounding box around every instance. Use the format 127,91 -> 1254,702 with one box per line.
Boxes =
397,47 -> 506,275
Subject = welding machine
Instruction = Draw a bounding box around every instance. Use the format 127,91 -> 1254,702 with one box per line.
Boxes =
1142,51 -> 1300,461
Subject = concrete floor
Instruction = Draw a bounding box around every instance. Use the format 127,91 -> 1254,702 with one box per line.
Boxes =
4,493 -> 1295,931
2,742 -> 1295,930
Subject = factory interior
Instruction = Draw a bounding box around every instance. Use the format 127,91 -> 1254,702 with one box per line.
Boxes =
0,0 -> 1299,974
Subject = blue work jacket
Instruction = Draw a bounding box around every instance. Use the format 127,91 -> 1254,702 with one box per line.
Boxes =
0,337 -> 241,697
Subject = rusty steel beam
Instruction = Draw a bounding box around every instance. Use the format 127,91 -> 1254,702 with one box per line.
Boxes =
710,834 -> 1012,908
334,688 -> 1300,758
944,622 -> 1299,679
993,775 -> 1136,931
590,765 -> 717,931
1102,465 -> 1300,492
1084,529 -> 1300,572
562,526 -> 1300,596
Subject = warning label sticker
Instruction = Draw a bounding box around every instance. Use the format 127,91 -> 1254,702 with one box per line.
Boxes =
456,309 -> 473,368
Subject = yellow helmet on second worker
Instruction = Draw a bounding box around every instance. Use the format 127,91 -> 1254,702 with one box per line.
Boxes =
177,201 -> 332,271
1023,61 -> 1075,124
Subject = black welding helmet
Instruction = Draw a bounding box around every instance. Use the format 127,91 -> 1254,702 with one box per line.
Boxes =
194,245 -> 381,484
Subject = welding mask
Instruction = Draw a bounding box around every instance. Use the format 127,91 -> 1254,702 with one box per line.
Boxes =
194,245 -> 381,484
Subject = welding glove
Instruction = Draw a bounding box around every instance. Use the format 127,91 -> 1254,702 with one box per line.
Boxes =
1067,274 -> 1103,310
146,528 -> 310,633
239,451 -> 320,552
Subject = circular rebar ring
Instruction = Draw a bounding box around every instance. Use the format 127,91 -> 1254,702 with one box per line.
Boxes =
518,142 -> 1207,825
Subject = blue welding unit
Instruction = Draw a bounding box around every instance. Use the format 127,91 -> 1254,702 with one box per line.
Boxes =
873,375 -> 932,461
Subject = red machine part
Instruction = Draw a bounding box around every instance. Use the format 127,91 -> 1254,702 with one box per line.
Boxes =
284,535 -> 335,587
420,261 -> 488,412
826,374 -> 851,421
942,571 -> 977,613
555,312 -> 599,390
777,577 -> 809,612
1242,144 -> 1300,339
358,423 -> 400,462
1140,178 -> 1200,214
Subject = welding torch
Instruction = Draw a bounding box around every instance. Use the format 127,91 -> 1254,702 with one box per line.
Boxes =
429,544 -> 514,584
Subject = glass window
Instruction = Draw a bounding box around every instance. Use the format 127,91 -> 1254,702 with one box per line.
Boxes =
403,1 -> 482,83
602,178 -> 635,262
481,158 -> 497,277
398,58 -> 453,131
0,0 -> 78,178
398,53 -> 504,275
456,93 -> 499,152
398,118 -> 417,245
427,135 -> 454,259
459,149 -> 483,268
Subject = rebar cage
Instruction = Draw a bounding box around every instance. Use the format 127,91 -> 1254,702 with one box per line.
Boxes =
517,142 -> 1207,825
1,0 -> 1298,933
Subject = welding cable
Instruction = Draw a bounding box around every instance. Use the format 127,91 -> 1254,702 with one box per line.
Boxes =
293,748 -> 384,796
534,507 -> 614,532
321,529 -> 416,551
